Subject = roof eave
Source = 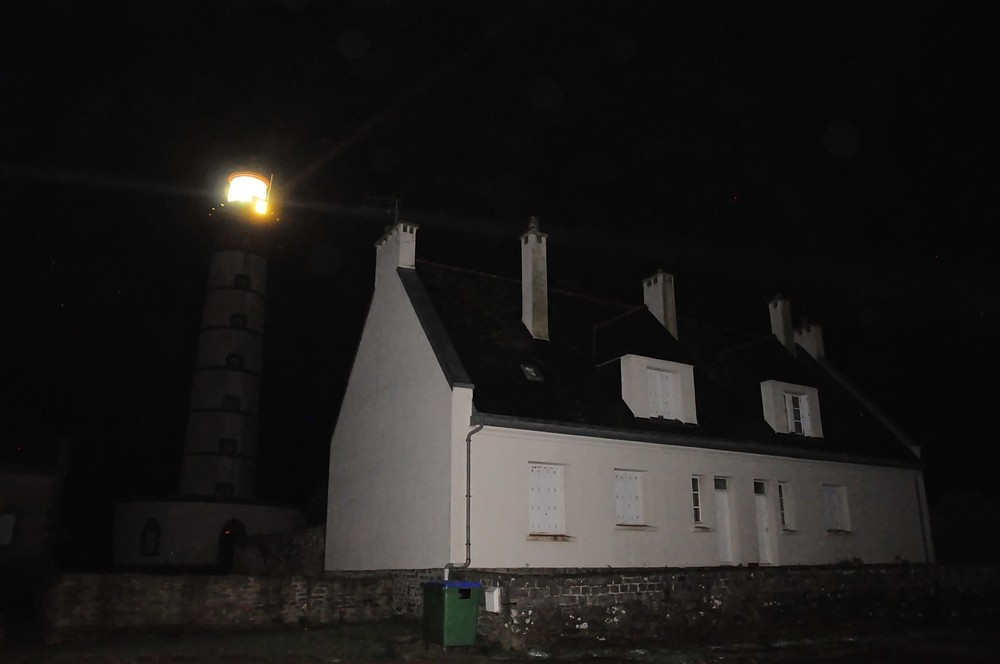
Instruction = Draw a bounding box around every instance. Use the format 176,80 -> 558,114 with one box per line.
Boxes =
473,411 -> 923,470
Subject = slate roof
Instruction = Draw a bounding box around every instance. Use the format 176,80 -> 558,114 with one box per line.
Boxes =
403,260 -> 919,468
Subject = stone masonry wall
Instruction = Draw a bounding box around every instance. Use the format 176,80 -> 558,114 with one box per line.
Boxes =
233,525 -> 326,577
447,565 -> 997,650
44,573 -> 391,641
42,566 -> 1000,649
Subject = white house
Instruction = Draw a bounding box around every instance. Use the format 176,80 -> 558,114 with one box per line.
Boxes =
325,220 -> 933,573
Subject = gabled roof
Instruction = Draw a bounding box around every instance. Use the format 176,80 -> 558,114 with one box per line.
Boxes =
405,260 -> 919,468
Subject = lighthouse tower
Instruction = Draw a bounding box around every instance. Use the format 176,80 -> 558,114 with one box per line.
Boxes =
179,173 -> 272,499
113,172 -> 303,571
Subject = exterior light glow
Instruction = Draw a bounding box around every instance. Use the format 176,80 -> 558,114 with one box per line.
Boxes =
227,172 -> 270,214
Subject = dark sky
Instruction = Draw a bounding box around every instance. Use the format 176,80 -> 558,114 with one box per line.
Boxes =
2,1 -> 996,566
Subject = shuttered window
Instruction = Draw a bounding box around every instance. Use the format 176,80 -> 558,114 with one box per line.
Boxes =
822,484 -> 850,531
615,470 -> 645,525
647,369 -> 677,419
528,464 -> 565,535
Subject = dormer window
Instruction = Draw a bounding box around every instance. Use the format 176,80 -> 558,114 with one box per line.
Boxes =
620,355 -> 697,424
760,380 -> 823,437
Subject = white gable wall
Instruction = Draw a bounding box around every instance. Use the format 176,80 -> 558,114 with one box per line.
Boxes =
467,426 -> 930,568
326,251 -> 457,570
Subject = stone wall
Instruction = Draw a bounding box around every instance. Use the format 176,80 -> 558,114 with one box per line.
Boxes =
42,565 -> 1000,649
446,565 -> 996,650
233,525 -> 326,577
388,568 -> 441,618
44,573 -> 391,641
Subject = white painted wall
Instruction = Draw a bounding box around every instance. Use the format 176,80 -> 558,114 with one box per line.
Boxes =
463,426 -> 931,568
113,500 -> 303,567
0,469 -> 59,560
325,225 -> 458,571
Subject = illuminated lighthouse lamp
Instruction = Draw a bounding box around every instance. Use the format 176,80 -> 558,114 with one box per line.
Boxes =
226,172 -> 271,215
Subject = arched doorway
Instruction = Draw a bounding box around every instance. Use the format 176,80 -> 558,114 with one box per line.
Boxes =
216,518 -> 246,573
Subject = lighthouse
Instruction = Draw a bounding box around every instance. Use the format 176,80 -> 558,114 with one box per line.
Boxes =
113,172 -> 303,571
179,173 -> 273,499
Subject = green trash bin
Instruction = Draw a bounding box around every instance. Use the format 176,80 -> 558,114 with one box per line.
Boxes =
422,580 -> 482,646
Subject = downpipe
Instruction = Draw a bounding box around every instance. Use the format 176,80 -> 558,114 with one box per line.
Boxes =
443,420 -> 485,580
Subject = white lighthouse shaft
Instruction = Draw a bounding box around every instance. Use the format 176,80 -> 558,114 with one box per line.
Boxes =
178,230 -> 268,499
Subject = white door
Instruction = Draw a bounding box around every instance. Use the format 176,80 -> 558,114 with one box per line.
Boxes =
754,481 -> 773,565
714,478 -> 734,564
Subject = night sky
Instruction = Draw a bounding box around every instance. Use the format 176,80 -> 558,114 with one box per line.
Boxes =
3,1 -> 996,567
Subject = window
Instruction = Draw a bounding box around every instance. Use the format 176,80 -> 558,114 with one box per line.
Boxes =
221,395 -> 241,411
230,313 -> 247,329
620,355 -> 697,424
528,464 -> 565,535
233,274 -> 251,290
219,438 -> 237,455
520,364 -> 544,382
615,470 -> 645,525
714,477 -> 728,491
784,393 -> 811,435
760,380 -> 823,437
139,519 -> 160,556
240,234 -> 252,251
226,353 -> 244,370
647,369 -> 677,419
822,484 -> 851,532
754,480 -> 766,495
778,482 -> 795,530
0,511 -> 16,547
691,476 -> 703,525
216,483 -> 234,497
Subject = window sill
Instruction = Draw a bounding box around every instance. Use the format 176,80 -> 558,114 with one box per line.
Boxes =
781,527 -> 798,534
614,524 -> 656,531
526,534 -> 575,542
692,524 -> 712,532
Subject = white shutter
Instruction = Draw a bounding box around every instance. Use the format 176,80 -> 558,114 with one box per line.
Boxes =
529,464 -> 565,534
647,369 -> 675,418
822,484 -> 846,530
615,470 -> 643,525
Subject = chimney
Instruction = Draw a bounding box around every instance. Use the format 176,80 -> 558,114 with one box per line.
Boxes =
769,295 -> 794,352
794,321 -> 825,359
643,269 -> 678,339
374,222 -> 418,287
521,217 -> 549,340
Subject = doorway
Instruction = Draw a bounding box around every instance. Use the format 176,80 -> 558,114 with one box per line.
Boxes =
216,518 -> 246,574
753,480 -> 774,565
714,477 -> 735,564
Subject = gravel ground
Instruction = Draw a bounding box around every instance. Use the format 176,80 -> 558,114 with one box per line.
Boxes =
1,619 -> 997,663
